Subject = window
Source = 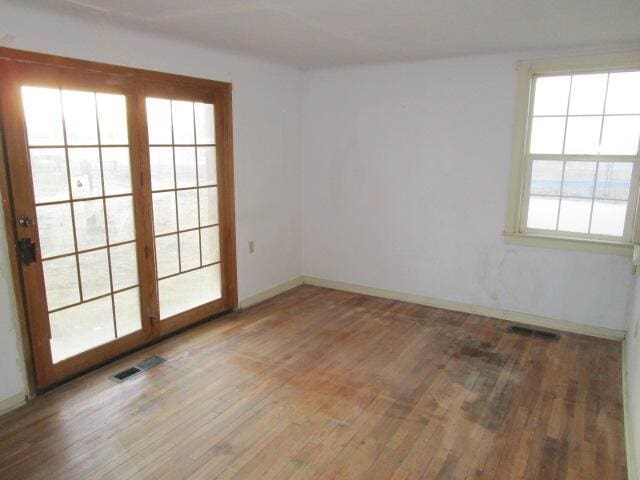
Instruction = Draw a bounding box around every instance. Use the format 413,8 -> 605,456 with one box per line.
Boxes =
506,54 -> 640,254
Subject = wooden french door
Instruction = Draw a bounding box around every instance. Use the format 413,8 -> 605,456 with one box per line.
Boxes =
0,49 -> 237,390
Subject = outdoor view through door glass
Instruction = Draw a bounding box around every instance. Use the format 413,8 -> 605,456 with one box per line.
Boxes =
146,97 -> 221,319
21,86 -> 142,363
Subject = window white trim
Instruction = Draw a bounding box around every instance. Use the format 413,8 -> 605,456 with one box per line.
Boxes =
505,52 -> 640,256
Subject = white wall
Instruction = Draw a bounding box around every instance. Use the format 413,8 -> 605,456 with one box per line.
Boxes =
301,54 -> 635,331
0,3 -> 303,403
626,278 -> 640,480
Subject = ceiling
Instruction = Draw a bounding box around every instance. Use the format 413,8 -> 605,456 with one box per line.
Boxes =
16,0 -> 640,69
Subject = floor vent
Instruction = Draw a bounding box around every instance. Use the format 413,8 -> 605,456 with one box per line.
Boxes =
110,356 -> 166,383
509,325 -> 559,340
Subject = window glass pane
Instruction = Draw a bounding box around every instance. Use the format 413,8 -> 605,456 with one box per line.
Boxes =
177,189 -> 198,230
110,242 -> 139,291
114,288 -> 142,337
605,71 -> 640,115
533,76 -> 571,116
558,198 -> 592,233
527,196 -> 559,230
106,196 -> 136,244
197,147 -> 217,186
152,192 -> 177,235
150,147 -> 175,191
102,147 -> 132,195
74,199 -> 107,250
96,93 -> 128,145
43,256 -> 80,310
36,204 -> 75,258
175,147 -> 197,188
595,162 -> 633,200
146,98 -> 172,144
198,187 -> 218,226
179,230 -> 200,271
562,162 -> 596,198
171,100 -> 195,144
195,102 -> 215,144
600,116 -> 640,155
78,249 -> 111,299
68,148 -> 102,199
50,296 -> 115,363
590,200 -> 627,236
30,148 -> 69,203
159,264 -> 221,319
563,116 -> 602,154
62,90 -> 98,145
568,74 -> 607,115
200,226 -> 220,264
529,117 -> 566,154
21,86 -> 64,146
530,160 -> 563,195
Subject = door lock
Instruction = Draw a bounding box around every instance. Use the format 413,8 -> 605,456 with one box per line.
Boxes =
17,238 -> 37,266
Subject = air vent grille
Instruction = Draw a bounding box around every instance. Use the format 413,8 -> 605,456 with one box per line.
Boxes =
110,356 -> 166,383
509,325 -> 559,340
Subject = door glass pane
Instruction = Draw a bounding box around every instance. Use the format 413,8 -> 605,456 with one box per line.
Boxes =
197,147 -> 217,186
179,230 -> 200,271
21,85 -> 142,363
102,147 -> 132,195
152,192 -> 177,235
177,189 -> 198,230
150,147 -> 175,191
175,147 -> 197,188
96,93 -> 128,145
68,148 -> 103,199
155,234 -> 179,278
195,102 -> 215,145
49,297 -> 115,363
42,256 -> 80,310
199,187 -> 218,226
74,199 -> 107,250
21,86 -> 64,146
106,196 -> 136,244
115,288 -> 142,336
36,204 -> 75,258
146,98 -> 172,144
171,100 -> 194,144
62,90 -> 98,145
110,242 -> 138,290
147,96 -> 222,320
30,148 -> 69,203
158,264 -> 221,319
200,226 -> 220,264
78,249 -> 111,299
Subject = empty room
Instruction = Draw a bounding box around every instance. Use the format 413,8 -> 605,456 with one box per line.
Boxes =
0,1 -> 639,479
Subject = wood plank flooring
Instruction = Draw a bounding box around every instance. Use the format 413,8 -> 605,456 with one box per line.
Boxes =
0,285 -> 627,479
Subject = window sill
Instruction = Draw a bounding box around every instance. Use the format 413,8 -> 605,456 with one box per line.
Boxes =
503,232 -> 633,257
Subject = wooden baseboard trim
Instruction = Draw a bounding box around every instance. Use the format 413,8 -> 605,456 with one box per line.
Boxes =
623,341 -> 639,480
302,276 -> 625,341
238,277 -> 304,309
0,391 -> 25,417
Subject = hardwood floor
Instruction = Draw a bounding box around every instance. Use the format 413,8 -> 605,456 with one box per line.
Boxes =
0,285 -> 627,479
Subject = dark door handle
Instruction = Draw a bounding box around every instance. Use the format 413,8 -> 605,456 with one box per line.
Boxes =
17,238 -> 37,266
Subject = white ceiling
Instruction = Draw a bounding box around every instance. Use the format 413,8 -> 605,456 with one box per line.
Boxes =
17,0 -> 640,69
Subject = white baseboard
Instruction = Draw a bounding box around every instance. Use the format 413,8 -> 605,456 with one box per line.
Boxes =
623,341 -> 639,480
302,276 -> 625,341
238,277 -> 304,309
0,391 -> 25,417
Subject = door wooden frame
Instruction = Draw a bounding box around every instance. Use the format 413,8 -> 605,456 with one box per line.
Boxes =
0,47 -> 238,394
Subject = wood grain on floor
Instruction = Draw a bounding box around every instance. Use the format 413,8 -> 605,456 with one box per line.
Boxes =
0,285 -> 627,479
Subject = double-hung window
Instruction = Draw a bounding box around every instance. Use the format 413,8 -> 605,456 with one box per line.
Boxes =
506,54 -> 640,254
